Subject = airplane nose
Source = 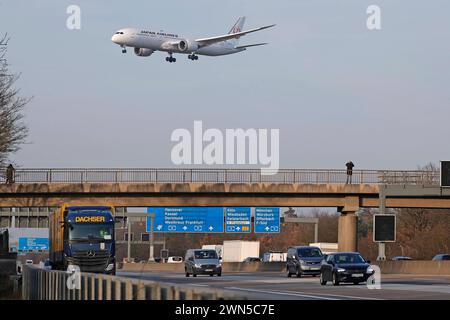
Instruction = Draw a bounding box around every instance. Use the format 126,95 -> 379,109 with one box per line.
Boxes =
111,34 -> 119,44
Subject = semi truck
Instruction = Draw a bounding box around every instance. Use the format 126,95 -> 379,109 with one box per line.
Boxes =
0,228 -> 18,298
49,205 -> 116,274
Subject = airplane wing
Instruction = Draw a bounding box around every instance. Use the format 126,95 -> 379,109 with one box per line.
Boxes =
235,43 -> 268,49
195,24 -> 275,47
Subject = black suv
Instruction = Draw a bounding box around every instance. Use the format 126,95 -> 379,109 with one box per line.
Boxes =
286,246 -> 324,278
320,252 -> 374,286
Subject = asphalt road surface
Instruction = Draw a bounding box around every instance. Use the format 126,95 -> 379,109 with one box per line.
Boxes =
118,271 -> 450,300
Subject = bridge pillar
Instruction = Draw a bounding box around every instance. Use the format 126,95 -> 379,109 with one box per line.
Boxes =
338,196 -> 359,252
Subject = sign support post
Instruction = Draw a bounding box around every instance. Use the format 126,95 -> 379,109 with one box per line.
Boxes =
148,213 -> 155,262
127,217 -> 131,262
377,185 -> 386,261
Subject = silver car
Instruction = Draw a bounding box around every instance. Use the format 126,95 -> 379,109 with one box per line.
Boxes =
185,249 -> 222,277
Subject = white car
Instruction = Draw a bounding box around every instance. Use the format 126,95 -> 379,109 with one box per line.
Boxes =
167,256 -> 183,263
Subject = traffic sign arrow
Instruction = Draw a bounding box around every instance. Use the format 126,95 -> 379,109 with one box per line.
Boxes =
209,226 -> 214,231
157,225 -> 163,230
265,226 -> 270,231
183,226 -> 188,231
236,227 -> 241,231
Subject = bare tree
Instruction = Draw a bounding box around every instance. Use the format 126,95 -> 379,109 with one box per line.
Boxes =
0,34 -> 29,170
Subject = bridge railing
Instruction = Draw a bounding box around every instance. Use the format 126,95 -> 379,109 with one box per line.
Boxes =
0,168 -> 440,184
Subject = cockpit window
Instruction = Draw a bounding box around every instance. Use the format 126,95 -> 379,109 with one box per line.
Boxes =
115,32 -> 124,35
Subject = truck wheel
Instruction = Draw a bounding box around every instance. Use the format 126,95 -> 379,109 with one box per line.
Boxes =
185,272 -> 190,277
296,268 -> 302,278
193,273 -> 197,277
217,272 -> 222,277
287,268 -> 292,278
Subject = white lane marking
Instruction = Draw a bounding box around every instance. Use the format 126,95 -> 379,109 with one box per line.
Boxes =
280,290 -> 383,300
224,287 -> 339,300
367,284 -> 450,294
246,278 -> 317,284
190,284 -> 210,287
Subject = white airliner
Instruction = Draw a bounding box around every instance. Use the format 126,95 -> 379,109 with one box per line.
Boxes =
111,17 -> 275,62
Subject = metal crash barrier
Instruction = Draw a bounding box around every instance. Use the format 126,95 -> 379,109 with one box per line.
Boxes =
22,266 -> 245,300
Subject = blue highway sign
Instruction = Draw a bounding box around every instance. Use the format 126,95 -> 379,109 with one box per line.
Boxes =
18,237 -> 49,251
146,207 -> 224,233
255,207 -> 280,233
225,207 -> 251,233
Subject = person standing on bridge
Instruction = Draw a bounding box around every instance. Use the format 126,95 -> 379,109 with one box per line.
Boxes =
5,164 -> 15,184
345,161 -> 354,184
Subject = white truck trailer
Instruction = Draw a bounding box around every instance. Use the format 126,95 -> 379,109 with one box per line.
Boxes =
201,244 -> 224,258
222,241 -> 260,262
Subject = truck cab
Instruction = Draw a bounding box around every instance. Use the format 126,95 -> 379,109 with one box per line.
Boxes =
50,206 -> 116,275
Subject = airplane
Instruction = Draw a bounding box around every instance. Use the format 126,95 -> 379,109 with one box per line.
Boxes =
111,17 -> 275,63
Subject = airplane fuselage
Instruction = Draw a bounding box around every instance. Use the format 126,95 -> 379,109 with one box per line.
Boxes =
111,18 -> 275,62
112,28 -> 245,57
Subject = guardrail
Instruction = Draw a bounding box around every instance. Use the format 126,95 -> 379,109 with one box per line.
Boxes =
0,168 -> 441,184
22,266 -> 245,300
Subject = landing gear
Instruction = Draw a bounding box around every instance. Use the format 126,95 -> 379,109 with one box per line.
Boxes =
121,46 -> 127,54
166,53 -> 176,63
188,54 -> 199,61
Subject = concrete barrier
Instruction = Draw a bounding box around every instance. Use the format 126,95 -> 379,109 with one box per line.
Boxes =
119,262 -> 287,273
119,262 -> 185,273
375,260 -> 450,275
22,266 -> 247,300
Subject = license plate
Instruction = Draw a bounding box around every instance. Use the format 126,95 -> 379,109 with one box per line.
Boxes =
311,267 -> 320,270
205,269 -> 213,272
353,273 -> 364,277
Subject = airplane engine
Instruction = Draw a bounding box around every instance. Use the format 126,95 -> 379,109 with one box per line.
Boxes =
177,39 -> 198,52
134,48 -> 154,57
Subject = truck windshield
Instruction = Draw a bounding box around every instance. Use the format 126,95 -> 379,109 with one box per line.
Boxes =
68,223 -> 113,241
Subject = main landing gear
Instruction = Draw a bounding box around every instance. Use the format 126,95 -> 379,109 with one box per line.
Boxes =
188,54 -> 199,61
166,53 -> 176,63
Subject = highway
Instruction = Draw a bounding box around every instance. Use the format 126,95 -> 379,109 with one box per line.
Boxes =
118,271 -> 450,300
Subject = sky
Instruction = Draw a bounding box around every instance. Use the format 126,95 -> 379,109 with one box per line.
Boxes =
1,0 -> 449,170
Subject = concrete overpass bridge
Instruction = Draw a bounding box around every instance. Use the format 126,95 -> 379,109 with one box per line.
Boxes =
1,168 -> 449,252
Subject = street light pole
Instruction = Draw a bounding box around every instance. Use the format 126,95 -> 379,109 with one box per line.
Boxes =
314,222 -> 319,243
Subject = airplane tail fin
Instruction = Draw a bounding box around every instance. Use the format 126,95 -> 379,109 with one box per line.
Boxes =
228,17 -> 246,44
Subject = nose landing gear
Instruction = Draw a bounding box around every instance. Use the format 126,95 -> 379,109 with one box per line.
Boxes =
121,46 -> 127,54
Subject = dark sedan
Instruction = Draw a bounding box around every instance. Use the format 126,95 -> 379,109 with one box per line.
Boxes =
320,252 -> 375,286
